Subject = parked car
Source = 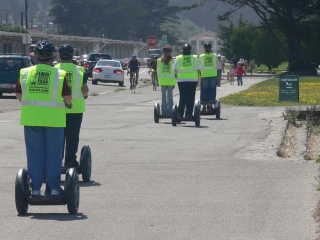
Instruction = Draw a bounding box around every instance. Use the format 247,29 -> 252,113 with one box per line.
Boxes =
114,59 -> 127,70
0,54 -> 33,98
78,54 -> 89,66
85,53 -> 112,78
92,60 -> 124,86
317,65 -> 320,76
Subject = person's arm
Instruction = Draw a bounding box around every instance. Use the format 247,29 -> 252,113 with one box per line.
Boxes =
62,77 -> 72,106
14,79 -> 22,102
82,72 -> 89,99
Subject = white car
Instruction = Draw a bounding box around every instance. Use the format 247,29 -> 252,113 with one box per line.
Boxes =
92,60 -> 124,86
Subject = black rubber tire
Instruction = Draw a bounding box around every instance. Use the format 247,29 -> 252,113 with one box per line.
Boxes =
194,106 -> 201,126
15,169 -> 30,215
92,80 -> 98,85
216,102 -> 221,119
119,80 -> 124,87
80,146 -> 92,182
172,104 -> 177,126
66,169 -> 80,214
154,103 -> 159,123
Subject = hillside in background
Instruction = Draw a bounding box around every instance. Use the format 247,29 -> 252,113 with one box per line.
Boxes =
170,0 -> 260,33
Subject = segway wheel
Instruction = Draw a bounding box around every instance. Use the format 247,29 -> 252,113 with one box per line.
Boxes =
65,168 -> 80,214
80,145 -> 92,182
154,103 -> 160,123
171,104 -> 177,126
15,168 -> 30,215
215,100 -> 221,119
194,105 -> 201,126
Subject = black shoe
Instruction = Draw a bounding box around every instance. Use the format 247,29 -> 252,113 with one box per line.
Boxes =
64,161 -> 79,168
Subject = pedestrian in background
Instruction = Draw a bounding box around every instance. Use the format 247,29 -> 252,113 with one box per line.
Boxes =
236,62 -> 246,86
216,54 -> 224,87
232,54 -> 238,67
229,64 -> 235,85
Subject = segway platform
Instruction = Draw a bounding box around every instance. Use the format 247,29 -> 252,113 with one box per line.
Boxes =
154,103 -> 172,123
171,100 -> 201,126
15,168 -> 80,215
200,100 -> 221,119
62,145 -> 92,182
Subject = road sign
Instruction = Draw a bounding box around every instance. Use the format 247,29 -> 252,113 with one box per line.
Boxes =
146,35 -> 158,46
279,75 -> 299,102
161,35 -> 167,45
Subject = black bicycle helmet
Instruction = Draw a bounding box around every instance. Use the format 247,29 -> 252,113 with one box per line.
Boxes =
34,40 -> 56,60
59,44 -> 74,59
182,43 -> 192,55
204,42 -> 212,49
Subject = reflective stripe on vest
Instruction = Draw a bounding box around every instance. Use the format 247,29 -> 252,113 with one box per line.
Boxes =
21,68 -> 62,108
199,53 -> 217,77
176,55 -> 198,81
156,59 -> 176,86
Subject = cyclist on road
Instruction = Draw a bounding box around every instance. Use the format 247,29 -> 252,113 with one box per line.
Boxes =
127,54 -> 140,89
149,55 -> 158,86
54,44 -> 89,168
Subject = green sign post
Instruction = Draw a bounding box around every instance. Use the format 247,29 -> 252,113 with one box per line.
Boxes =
279,75 -> 299,102
161,35 -> 167,45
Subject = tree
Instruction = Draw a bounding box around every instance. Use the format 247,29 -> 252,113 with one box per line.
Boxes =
183,0 -> 320,72
217,20 -> 235,59
251,27 -> 286,70
229,24 -> 257,62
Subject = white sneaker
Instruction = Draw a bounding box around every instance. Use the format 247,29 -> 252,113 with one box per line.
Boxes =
32,190 -> 40,196
51,189 -> 60,196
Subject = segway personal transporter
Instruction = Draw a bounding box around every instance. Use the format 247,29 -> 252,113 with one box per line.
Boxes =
61,145 -> 92,182
153,102 -> 172,123
200,99 -> 221,119
15,168 -> 80,215
171,100 -> 201,126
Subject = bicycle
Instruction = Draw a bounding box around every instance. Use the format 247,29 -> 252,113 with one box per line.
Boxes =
128,70 -> 138,94
151,69 -> 157,91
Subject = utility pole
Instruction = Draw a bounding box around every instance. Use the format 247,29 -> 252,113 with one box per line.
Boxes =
25,0 -> 28,29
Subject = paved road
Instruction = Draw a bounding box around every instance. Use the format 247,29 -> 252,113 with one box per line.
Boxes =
0,75 -> 318,240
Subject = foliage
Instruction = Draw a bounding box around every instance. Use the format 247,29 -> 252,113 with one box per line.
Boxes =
220,77 -> 320,107
49,0 -> 181,43
170,18 -> 202,41
0,24 -> 28,33
250,27 -> 286,70
184,0 -> 320,72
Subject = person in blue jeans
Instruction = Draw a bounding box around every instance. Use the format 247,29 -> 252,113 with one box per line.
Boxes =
199,43 -> 218,111
15,40 -> 72,196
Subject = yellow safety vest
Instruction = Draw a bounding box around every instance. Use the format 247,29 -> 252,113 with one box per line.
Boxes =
176,55 -> 198,81
20,65 -> 67,127
199,53 -> 217,77
55,63 -> 85,113
156,59 -> 176,86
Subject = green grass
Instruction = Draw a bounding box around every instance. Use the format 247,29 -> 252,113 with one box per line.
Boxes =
220,77 -> 320,107
224,62 -> 289,74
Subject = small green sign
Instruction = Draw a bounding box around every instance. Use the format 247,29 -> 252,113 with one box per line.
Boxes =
161,35 -> 167,44
279,75 -> 299,102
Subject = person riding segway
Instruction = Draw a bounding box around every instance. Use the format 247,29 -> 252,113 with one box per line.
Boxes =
55,44 -> 92,182
154,45 -> 176,123
172,43 -> 201,126
199,42 -> 221,119
14,40 -> 80,214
